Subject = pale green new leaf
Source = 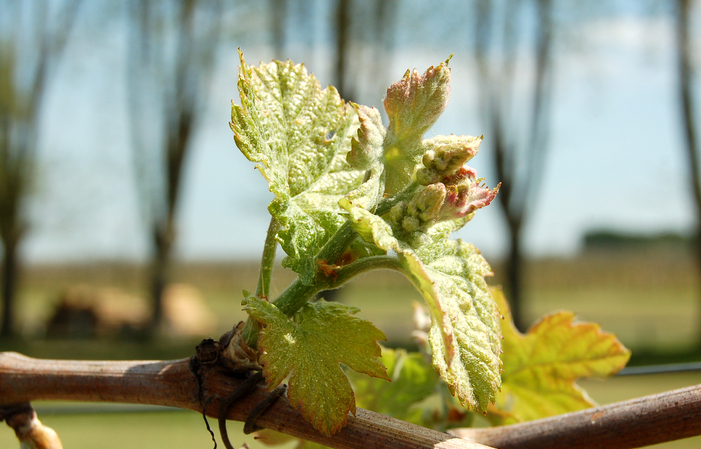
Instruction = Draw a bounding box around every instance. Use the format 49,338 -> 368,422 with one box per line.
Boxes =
383,58 -> 452,195
242,297 -> 389,436
339,199 -> 502,413
406,234 -> 502,412
345,104 -> 386,209
230,51 -> 363,281
490,288 -> 631,424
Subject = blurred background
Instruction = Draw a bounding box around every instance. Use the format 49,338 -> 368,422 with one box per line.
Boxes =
2,0 -> 701,447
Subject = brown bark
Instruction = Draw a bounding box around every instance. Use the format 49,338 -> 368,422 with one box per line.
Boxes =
452,383 -> 701,449
3,351 -> 701,448
0,352 -> 492,449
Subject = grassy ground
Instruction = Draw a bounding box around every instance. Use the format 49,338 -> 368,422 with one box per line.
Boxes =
0,407 -> 298,449
2,251 -> 701,448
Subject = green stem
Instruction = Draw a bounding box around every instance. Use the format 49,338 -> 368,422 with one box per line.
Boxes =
315,220 -> 357,266
272,255 -> 402,318
243,218 -> 280,347
256,218 -> 280,300
272,278 -> 322,316
331,255 -> 403,288
269,221 -> 360,315
375,181 -> 420,216
244,197 -> 409,347
243,220 -> 360,347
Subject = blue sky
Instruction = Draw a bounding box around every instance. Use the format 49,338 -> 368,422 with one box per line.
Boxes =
16,1 -> 701,263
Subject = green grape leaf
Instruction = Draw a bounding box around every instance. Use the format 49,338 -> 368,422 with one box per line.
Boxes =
258,346 -> 440,447
406,235 -> 502,413
347,346 -> 439,425
230,51 -> 363,281
490,287 -> 631,424
339,199 -> 502,413
242,296 -> 389,436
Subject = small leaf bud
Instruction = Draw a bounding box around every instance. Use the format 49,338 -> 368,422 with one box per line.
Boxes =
402,216 -> 421,233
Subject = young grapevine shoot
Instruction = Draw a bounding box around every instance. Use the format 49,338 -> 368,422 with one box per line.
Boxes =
229,51 -> 629,439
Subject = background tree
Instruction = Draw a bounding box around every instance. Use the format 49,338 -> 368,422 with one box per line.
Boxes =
473,0 -> 555,331
333,0 -> 353,101
333,0 -> 397,104
270,0 -> 287,59
127,0 -> 222,333
0,0 -> 81,338
675,0 -> 701,346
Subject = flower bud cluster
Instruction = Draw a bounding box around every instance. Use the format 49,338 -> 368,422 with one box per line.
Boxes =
416,135 -> 481,185
388,183 -> 447,246
384,135 -> 498,249
437,166 -> 498,221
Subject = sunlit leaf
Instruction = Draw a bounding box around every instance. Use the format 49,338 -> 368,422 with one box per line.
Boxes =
490,287 -> 631,424
243,297 -> 388,436
230,51 -> 362,282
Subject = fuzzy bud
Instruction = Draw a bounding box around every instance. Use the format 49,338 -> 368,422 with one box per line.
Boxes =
417,135 -> 482,185
437,167 -> 500,221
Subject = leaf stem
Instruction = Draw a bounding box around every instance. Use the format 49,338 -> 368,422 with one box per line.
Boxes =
244,218 -> 280,346
246,217 -> 404,347
273,255 -> 403,315
271,278 -> 321,316
375,181 -> 420,215
314,221 -> 358,269
332,255 -> 403,288
256,217 -> 280,299
270,220 -> 361,316
244,221 -> 360,347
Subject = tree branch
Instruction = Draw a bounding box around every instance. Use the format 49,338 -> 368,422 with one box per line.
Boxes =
0,352 -> 492,449
451,383 -> 701,449
3,350 -> 701,448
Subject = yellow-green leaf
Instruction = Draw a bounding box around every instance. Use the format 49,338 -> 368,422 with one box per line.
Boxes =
243,297 -> 389,436
490,287 -> 631,423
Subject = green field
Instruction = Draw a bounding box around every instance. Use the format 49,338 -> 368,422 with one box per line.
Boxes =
0,406 -> 297,449
1,251 -> 701,448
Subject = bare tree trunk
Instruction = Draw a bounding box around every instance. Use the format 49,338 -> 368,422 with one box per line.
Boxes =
473,0 -> 553,332
127,0 -> 219,333
149,102 -> 192,331
1,237 -> 18,338
676,0 -> 701,347
270,0 -> 287,59
334,0 -> 353,102
505,225 -> 525,330
150,226 -> 172,331
0,0 -> 81,339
